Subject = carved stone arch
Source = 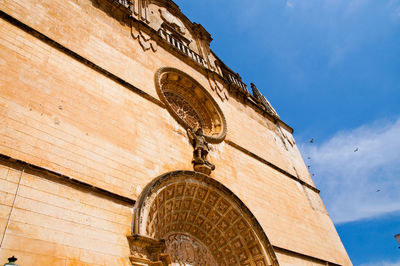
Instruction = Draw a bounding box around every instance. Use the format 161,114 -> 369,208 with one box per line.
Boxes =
155,67 -> 227,143
130,171 -> 280,266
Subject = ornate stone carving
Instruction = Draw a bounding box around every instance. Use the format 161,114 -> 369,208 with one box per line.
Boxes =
93,0 -> 285,124
187,128 -> 215,175
163,92 -> 203,130
155,68 -> 227,144
132,171 -> 280,266
159,8 -> 186,35
165,233 -> 217,266
127,235 -> 171,266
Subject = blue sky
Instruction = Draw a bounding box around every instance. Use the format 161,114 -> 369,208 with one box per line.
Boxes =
174,0 -> 400,265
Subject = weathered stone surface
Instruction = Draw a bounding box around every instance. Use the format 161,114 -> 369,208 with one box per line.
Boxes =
0,0 -> 351,265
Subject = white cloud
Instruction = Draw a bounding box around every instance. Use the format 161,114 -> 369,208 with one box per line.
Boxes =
300,117 -> 400,223
359,259 -> 400,266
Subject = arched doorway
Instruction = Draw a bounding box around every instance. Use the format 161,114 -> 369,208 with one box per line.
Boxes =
128,171 -> 279,266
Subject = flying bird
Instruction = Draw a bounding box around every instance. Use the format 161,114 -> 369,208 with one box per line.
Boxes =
354,148 -> 359,152
395,234 -> 400,247
307,165 -> 311,169
309,138 -> 314,143
307,157 -> 311,160
376,189 -> 380,192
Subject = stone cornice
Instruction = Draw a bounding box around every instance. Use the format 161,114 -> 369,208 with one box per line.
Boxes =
0,154 -> 135,205
272,246 -> 342,266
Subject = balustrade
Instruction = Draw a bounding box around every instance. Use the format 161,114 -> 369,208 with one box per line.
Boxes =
158,29 -> 207,68
108,1 -> 250,97
113,0 -> 131,9
220,65 -> 249,95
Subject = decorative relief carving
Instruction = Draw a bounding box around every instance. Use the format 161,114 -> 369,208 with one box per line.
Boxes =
159,8 -> 186,35
163,92 -> 203,130
132,171 -> 280,266
155,68 -> 227,144
165,233 -> 217,266
127,235 -> 171,266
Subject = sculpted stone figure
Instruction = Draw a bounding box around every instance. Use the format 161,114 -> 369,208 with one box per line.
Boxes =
187,128 -> 215,174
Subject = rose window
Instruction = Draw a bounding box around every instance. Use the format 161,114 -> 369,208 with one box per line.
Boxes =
155,67 -> 227,143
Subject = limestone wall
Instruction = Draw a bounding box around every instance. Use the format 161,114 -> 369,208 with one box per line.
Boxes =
0,0 -> 351,265
211,144 -> 349,265
0,159 -> 132,265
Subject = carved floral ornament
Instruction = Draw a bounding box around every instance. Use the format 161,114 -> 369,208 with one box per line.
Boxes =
155,67 -> 227,143
129,171 -> 280,266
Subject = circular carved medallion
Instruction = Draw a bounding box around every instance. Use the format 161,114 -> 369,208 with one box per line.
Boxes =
155,67 -> 227,143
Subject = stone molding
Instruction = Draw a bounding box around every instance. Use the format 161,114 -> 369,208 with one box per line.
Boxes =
224,140 -> 320,193
0,154 -> 135,205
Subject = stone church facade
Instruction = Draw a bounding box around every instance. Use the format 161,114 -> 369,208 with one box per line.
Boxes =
0,0 -> 351,265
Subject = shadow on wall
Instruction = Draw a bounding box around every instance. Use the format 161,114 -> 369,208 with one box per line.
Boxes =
90,0 -> 132,26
